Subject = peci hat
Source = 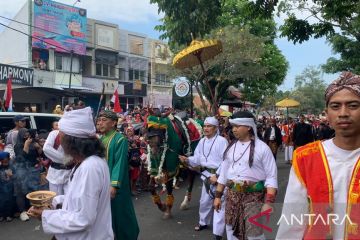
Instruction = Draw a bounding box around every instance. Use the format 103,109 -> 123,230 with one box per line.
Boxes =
14,115 -> 28,122
99,110 -> 118,121
0,151 -> 10,160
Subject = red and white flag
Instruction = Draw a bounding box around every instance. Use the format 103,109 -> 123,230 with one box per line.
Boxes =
110,88 -> 122,113
3,75 -> 13,111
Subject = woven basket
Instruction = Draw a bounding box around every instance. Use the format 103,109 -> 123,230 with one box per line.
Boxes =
26,191 -> 56,207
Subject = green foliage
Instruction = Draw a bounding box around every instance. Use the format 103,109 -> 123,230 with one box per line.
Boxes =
151,0 -> 222,49
290,66 -> 326,114
278,0 -> 360,74
151,0 -> 288,111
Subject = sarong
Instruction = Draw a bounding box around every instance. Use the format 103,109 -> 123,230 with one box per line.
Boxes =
225,189 -> 265,239
268,140 -> 278,156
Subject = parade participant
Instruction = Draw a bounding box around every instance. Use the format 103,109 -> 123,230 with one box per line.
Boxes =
98,110 -> 139,240
179,116 -> 228,239
293,114 -> 314,149
43,123 -> 71,195
264,118 -> 282,160
214,111 -> 278,240
282,118 -> 295,164
277,72 -> 360,239
4,115 -> 27,160
52,105 -> 63,115
28,107 -> 113,240
0,151 -> 15,222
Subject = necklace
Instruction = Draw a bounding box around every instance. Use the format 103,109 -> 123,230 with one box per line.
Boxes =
202,134 -> 218,162
70,161 -> 82,181
232,141 -> 251,168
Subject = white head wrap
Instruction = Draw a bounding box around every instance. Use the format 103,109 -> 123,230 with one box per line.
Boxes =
229,117 -> 258,139
59,107 -> 96,138
204,117 -> 219,127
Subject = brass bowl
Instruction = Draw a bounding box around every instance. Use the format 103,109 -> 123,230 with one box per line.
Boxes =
26,191 -> 57,207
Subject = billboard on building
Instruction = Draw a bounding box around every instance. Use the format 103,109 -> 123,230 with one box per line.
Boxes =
0,64 -> 34,86
32,0 -> 87,55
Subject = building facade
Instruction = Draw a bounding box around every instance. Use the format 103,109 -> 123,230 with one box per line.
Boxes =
0,0 -> 171,113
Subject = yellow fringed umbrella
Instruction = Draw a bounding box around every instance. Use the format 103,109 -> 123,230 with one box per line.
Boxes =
276,98 -> 300,119
172,40 -> 222,69
275,98 -> 300,108
172,39 -> 223,115
219,108 -> 232,117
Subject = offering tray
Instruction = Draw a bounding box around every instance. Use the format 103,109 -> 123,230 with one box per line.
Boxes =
26,191 -> 56,208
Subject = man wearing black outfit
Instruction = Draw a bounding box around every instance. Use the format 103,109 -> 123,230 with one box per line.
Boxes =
293,115 -> 314,149
264,119 -> 282,160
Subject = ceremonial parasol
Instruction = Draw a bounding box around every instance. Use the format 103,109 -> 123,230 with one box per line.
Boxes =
275,98 -> 300,119
173,39 -> 223,114
219,108 -> 232,117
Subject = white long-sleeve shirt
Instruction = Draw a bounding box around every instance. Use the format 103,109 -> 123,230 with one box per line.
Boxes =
276,139 -> 360,239
43,130 -> 70,185
218,139 -> 278,189
42,155 -> 113,240
188,134 -> 228,170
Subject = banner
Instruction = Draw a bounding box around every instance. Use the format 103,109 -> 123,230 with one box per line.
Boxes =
32,0 -> 87,55
133,80 -> 142,91
0,64 -> 33,86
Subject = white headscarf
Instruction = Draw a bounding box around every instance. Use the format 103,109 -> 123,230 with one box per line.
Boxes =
204,117 -> 219,127
59,107 -> 96,138
229,117 -> 258,139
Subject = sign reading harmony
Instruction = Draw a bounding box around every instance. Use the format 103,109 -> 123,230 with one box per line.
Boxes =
0,64 -> 34,86
174,79 -> 190,97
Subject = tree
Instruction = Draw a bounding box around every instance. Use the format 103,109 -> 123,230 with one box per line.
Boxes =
278,0 -> 360,74
151,0 -> 222,49
151,0 -> 288,113
290,66 -> 327,114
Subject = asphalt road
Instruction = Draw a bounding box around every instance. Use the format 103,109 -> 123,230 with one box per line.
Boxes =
0,151 -> 291,240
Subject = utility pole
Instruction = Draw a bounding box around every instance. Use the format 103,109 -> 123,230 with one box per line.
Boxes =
68,50 -> 74,89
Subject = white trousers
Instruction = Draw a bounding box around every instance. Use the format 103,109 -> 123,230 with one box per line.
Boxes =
199,184 -> 225,236
49,182 -> 69,196
226,224 -> 266,240
284,145 -> 294,162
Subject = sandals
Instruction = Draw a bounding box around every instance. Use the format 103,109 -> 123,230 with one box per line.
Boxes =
194,224 -> 208,231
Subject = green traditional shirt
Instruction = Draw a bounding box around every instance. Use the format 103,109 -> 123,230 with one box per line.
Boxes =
101,129 -> 139,239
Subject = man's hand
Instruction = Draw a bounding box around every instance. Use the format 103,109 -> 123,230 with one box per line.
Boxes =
209,174 -> 217,185
110,187 -> 117,199
261,203 -> 274,214
27,206 -> 44,220
178,155 -> 188,163
25,137 -> 33,146
213,197 -> 222,212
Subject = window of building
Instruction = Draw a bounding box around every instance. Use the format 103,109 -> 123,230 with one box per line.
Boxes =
54,54 -> 80,73
129,68 -> 146,82
155,74 -> 169,85
96,63 -> 115,77
55,55 -> 63,70
119,68 -> 126,81
102,64 -> 109,76
96,63 -> 102,76
129,35 -> 144,55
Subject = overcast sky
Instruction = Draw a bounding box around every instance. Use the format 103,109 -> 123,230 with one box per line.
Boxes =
0,0 -> 338,90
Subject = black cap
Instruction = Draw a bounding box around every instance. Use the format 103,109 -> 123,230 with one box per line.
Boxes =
14,115 -> 28,122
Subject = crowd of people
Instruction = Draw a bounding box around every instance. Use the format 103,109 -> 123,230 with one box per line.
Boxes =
0,71 -> 359,240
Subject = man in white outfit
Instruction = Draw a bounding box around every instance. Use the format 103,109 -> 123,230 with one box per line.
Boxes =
179,116 -> 228,240
214,111 -> 278,240
43,121 -> 71,195
276,72 -> 360,239
28,107 -> 113,240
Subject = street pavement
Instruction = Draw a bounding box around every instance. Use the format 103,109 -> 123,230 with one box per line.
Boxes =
0,151 -> 291,240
